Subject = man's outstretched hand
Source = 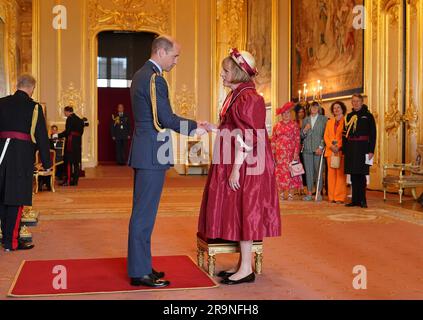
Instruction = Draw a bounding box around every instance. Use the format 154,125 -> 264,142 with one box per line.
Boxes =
196,121 -> 217,136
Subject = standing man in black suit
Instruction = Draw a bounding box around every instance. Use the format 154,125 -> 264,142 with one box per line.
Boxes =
110,104 -> 131,165
0,74 -> 51,251
127,35 -> 206,288
58,106 -> 85,186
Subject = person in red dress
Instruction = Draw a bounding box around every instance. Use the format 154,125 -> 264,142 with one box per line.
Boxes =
198,49 -> 281,285
271,102 -> 303,201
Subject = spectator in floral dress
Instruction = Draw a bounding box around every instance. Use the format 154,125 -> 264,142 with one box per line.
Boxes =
271,102 -> 303,201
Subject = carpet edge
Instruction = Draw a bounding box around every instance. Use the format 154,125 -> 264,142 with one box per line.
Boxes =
8,260 -> 27,298
186,255 -> 220,287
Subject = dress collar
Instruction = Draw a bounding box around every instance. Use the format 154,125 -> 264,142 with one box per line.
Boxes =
231,81 -> 256,95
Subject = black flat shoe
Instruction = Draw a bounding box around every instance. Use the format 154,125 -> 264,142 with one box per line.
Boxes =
153,269 -> 165,279
220,273 -> 255,285
130,274 -> 170,288
217,271 -> 236,278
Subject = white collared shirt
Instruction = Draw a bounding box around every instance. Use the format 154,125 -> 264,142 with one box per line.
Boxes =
149,59 -> 163,75
311,114 -> 318,129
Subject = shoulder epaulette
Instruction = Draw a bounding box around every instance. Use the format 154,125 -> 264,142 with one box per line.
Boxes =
30,103 -> 40,143
150,73 -> 166,133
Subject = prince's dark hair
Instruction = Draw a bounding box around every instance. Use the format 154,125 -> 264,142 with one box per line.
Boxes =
64,106 -> 74,113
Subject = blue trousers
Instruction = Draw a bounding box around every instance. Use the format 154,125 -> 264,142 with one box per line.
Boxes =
127,169 -> 166,278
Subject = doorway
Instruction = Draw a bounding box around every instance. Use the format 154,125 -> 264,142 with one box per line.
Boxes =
97,31 -> 157,164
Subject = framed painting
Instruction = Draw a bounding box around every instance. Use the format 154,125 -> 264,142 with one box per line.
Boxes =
291,0 -> 365,101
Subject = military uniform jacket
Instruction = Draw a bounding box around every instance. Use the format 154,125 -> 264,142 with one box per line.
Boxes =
128,60 -> 197,170
59,113 -> 84,163
110,113 -> 131,140
0,90 -> 51,206
343,105 -> 377,175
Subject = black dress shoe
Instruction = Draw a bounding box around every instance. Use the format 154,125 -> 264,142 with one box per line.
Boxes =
345,202 -> 358,207
152,269 -> 165,279
220,273 -> 255,285
360,202 -> 368,208
130,274 -> 170,288
4,242 -> 34,251
217,271 -> 236,278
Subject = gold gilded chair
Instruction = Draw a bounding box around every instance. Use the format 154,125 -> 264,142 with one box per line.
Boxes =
383,145 -> 423,203
196,233 -> 263,277
34,150 -> 57,193
184,140 -> 209,175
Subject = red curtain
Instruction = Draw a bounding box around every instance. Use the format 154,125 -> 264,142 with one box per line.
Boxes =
97,88 -> 133,164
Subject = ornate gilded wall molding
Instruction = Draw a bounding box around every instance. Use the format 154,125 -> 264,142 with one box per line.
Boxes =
385,87 -> 402,135
0,0 -> 19,94
88,0 -> 170,36
174,84 -> 196,119
382,0 -> 401,25
17,0 -> 32,75
407,0 -> 419,14
216,0 -> 246,49
403,90 -> 419,135
214,0 -> 247,119
372,0 -> 380,41
59,82 -> 85,117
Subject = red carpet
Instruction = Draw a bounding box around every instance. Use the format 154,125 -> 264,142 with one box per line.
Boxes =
8,256 -> 217,297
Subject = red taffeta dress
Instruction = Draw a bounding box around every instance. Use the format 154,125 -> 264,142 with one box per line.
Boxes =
198,81 -> 281,241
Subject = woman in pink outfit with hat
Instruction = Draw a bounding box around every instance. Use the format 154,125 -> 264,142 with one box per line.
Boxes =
271,102 -> 303,201
198,49 -> 281,285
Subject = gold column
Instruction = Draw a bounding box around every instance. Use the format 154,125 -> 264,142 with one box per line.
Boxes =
32,0 -> 40,101
418,0 -> 423,146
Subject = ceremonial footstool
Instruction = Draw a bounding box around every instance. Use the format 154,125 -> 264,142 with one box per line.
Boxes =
196,233 -> 263,277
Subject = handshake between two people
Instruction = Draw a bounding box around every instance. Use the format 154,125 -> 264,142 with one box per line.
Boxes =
195,121 -> 218,136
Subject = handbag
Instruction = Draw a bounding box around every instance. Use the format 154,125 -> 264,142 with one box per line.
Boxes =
330,154 -> 341,169
289,160 -> 305,177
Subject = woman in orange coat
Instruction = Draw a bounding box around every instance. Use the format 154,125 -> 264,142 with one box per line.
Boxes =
324,101 -> 347,203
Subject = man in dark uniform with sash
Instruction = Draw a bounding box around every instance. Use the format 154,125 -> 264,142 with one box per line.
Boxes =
110,104 -> 131,165
0,74 -> 51,251
127,35 -> 206,288
343,94 -> 377,208
58,106 -> 84,186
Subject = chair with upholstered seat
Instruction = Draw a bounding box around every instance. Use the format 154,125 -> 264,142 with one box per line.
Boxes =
33,150 -> 56,193
196,232 -> 263,276
383,145 -> 423,203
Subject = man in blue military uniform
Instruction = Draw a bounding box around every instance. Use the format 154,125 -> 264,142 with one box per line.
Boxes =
0,74 -> 51,251
110,104 -> 131,165
127,35 -> 206,287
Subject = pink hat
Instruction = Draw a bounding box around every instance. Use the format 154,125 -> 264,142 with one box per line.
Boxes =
230,48 -> 258,77
276,102 -> 296,115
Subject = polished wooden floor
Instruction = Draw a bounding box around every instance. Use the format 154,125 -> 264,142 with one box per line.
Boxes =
0,166 -> 422,300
